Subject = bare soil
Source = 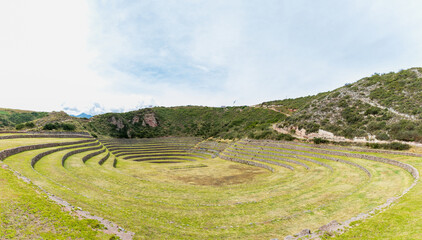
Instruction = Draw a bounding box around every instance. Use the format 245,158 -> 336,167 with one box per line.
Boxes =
172,164 -> 266,186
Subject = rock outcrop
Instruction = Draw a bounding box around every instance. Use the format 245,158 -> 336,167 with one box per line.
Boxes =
142,113 -> 158,127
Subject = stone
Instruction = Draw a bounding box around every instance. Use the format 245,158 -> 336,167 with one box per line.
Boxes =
142,113 -> 158,127
298,229 -> 311,237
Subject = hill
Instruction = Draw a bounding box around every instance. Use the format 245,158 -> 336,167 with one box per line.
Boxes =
0,108 -> 48,129
1,67 -> 421,144
87,106 -> 288,140
260,68 -> 422,142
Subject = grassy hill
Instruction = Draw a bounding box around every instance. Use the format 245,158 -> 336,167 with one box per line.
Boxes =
0,108 -> 48,129
261,68 -> 422,142
87,106 -> 289,140
2,68 -> 422,143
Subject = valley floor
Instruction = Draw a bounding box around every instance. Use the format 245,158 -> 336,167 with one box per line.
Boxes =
0,132 -> 421,239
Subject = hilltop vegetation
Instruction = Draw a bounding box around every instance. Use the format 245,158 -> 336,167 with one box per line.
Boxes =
261,68 -> 422,142
0,108 -> 48,129
87,106 -> 289,140
3,68 -> 422,144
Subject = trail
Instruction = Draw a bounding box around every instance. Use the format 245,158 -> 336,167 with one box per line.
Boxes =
272,123 -> 422,148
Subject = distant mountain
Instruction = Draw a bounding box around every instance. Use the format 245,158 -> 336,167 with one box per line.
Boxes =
71,113 -> 93,119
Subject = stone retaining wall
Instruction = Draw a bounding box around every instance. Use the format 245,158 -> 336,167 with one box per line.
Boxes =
226,148 -> 309,169
134,158 -> 195,162
246,140 -> 417,179
107,146 -> 189,151
123,153 -> 204,160
241,140 -> 371,177
98,152 -> 110,165
61,145 -> 102,166
82,148 -> 106,163
275,140 -> 422,157
231,145 -> 333,170
0,134 -> 92,140
220,155 -> 275,172
27,131 -> 91,135
0,140 -> 94,162
31,142 -> 99,167
112,149 -> 185,155
222,152 -> 294,170
0,131 -> 27,133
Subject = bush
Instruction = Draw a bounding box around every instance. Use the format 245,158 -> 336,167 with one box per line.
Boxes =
387,142 -> 411,150
365,142 -> 410,150
15,122 -> 35,130
43,123 -> 57,130
43,122 -> 76,131
313,138 -> 329,144
61,123 -> 76,131
276,133 -> 295,141
376,132 -> 390,141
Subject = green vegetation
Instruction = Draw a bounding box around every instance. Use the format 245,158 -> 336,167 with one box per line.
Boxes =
365,142 -> 411,151
43,122 -> 76,131
270,68 -> 422,142
15,122 -> 35,130
0,108 -> 47,128
1,133 -> 419,239
88,106 -> 286,139
332,151 -> 422,239
313,137 -> 330,144
1,68 -> 422,238
0,147 -> 112,239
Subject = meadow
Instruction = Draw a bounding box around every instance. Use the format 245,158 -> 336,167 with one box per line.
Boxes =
0,132 -> 420,239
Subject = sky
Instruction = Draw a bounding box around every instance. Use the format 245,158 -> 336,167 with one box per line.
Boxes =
1,0 -> 422,116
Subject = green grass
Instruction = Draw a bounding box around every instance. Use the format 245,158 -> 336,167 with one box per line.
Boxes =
0,164 -> 111,239
332,152 -> 422,239
0,136 -> 419,239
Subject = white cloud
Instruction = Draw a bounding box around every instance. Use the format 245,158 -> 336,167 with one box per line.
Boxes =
1,1 -> 422,114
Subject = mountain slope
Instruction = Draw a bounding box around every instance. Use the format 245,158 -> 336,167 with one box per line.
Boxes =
87,106 -> 287,139
0,108 -> 48,129
262,68 -> 422,142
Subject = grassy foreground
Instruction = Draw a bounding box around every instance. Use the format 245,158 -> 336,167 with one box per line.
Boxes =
0,134 -> 420,239
333,151 -> 422,239
0,165 -> 112,239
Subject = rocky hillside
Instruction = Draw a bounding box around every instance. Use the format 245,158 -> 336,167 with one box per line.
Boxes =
87,106 -> 287,139
261,68 -> 422,142
2,67 -> 421,143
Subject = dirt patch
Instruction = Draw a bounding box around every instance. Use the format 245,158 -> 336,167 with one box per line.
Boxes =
150,161 -> 182,163
172,164 -> 266,186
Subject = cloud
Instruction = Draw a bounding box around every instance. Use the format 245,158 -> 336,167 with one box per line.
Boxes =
1,1 -> 422,113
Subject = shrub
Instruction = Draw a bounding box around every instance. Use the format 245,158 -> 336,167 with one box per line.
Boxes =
313,138 -> 329,144
376,132 -> 390,141
276,133 -> 295,141
15,122 -> 35,130
365,142 -> 410,150
61,123 -> 76,131
43,123 -> 57,130
43,122 -> 76,131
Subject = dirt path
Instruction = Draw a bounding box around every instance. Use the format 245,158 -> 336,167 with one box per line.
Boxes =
272,124 -> 422,148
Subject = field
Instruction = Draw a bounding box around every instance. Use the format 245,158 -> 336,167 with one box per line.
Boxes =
0,132 -> 421,239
